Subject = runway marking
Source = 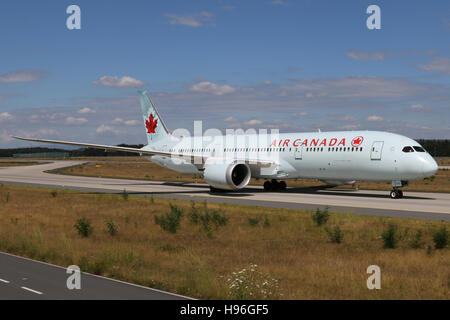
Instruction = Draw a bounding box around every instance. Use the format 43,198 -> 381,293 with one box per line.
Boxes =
21,286 -> 43,295
0,251 -> 193,300
0,278 -> 10,283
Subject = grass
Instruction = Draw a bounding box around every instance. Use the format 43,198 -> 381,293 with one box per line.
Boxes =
0,184 -> 448,299
59,157 -> 450,193
0,161 -> 43,167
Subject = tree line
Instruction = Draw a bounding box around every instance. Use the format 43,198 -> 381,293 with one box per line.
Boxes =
417,140 -> 449,157
0,144 -> 145,158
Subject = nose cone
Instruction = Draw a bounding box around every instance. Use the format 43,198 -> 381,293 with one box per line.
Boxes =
423,157 -> 438,177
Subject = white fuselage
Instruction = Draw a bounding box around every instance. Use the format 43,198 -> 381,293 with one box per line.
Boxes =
144,130 -> 438,184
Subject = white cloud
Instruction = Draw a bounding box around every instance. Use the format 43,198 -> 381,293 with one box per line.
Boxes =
338,124 -> 360,130
92,76 -> 146,88
95,125 -> 123,135
287,76 -> 424,99
419,58 -> 450,75
164,12 -> 214,27
271,0 -> 286,5
224,116 -> 237,122
347,50 -> 385,61
65,116 -> 88,125
28,112 -> 67,123
78,107 -> 96,114
190,81 -> 236,95
244,119 -> 263,125
111,117 -> 124,124
0,69 -> 46,83
340,116 -> 357,122
0,112 -> 14,122
409,104 -> 426,111
110,118 -> 138,126
124,120 -> 140,126
96,125 -> 115,134
37,128 -> 58,136
367,115 -> 383,122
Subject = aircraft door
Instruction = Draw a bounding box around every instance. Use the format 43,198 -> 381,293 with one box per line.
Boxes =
294,147 -> 302,160
370,141 -> 384,160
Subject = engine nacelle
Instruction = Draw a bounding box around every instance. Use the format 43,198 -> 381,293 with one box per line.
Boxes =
203,160 -> 251,190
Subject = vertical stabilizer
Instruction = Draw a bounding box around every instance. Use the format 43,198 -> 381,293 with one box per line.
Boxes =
138,90 -> 170,145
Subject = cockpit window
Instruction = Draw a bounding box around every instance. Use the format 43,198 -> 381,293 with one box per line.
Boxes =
413,146 -> 425,152
402,146 -> 414,153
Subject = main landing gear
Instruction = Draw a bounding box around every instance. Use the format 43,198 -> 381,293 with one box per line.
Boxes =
390,188 -> 403,199
263,179 -> 287,192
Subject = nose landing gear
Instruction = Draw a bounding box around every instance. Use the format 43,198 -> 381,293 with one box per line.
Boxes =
390,180 -> 407,199
263,179 -> 287,191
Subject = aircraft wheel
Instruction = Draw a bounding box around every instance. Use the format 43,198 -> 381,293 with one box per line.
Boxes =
263,181 -> 272,191
279,181 -> 287,191
271,180 -> 281,191
390,190 -> 401,199
398,190 -> 403,198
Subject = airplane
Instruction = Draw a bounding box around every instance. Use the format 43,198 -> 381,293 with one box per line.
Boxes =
14,91 -> 438,199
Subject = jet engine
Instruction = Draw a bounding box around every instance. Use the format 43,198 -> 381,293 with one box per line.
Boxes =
203,160 -> 251,190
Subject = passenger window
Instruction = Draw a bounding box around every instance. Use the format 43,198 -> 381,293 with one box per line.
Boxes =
413,146 -> 425,152
402,146 -> 414,153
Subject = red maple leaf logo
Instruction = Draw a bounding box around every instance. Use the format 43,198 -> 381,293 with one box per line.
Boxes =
145,113 -> 158,134
351,136 -> 364,147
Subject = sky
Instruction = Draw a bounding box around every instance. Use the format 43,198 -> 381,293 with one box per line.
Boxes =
0,0 -> 449,148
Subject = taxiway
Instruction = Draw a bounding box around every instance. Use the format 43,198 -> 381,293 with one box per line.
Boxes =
0,161 -> 449,221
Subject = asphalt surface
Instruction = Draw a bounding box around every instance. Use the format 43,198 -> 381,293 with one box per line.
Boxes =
0,161 -> 449,221
0,252 -> 190,300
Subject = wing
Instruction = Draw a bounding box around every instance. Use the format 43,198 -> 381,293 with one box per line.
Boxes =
12,136 -> 171,157
13,136 -> 278,169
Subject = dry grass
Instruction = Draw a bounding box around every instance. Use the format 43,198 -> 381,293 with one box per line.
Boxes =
0,161 -> 43,167
0,184 -> 448,299
60,157 -> 450,193
437,158 -> 450,166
